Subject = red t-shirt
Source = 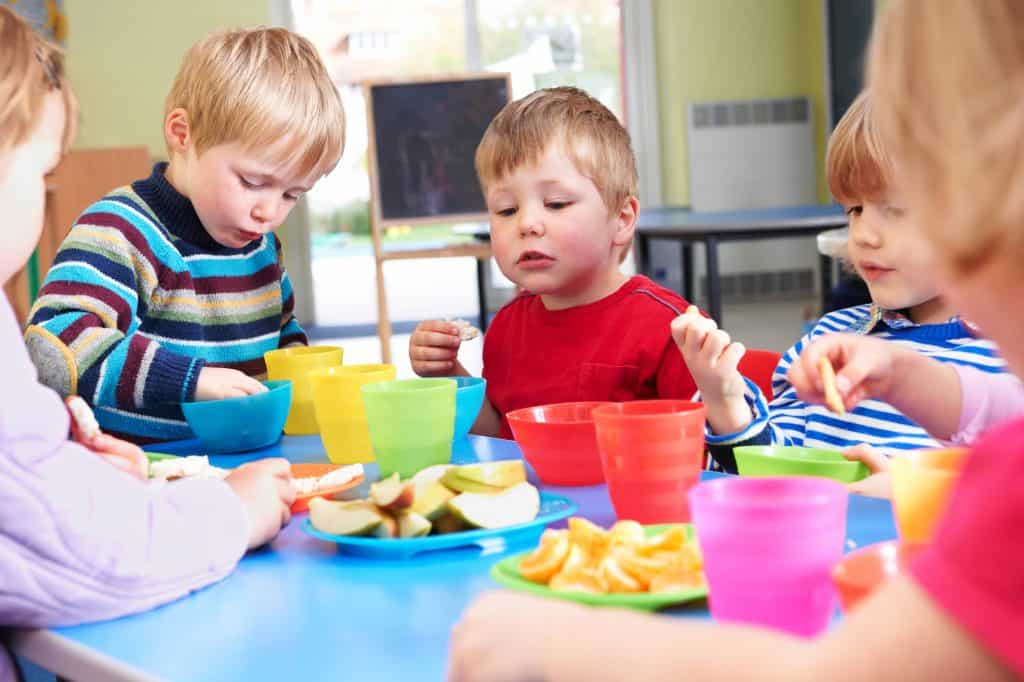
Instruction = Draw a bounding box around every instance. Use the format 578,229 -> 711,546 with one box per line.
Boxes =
482,275 -> 698,438
912,415 -> 1024,677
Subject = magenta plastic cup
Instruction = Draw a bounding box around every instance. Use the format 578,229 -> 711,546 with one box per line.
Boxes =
689,476 -> 849,636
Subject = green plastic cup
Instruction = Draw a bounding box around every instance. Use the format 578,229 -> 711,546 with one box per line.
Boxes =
733,445 -> 869,483
360,378 -> 456,478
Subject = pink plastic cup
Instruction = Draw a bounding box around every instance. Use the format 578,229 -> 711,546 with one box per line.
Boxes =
689,476 -> 849,637
592,400 -> 707,523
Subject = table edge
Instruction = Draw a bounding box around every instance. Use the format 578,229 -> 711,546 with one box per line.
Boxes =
9,628 -> 158,682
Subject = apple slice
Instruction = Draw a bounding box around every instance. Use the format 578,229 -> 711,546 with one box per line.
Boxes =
411,464 -> 454,491
309,498 -> 382,536
397,511 -> 432,538
453,461 -> 526,488
447,482 -> 540,529
432,513 -> 469,535
369,473 -> 415,511
441,469 -> 505,494
373,511 -> 400,538
410,480 -> 456,521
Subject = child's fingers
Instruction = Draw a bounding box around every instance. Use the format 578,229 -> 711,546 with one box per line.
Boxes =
234,374 -> 268,395
842,444 -> 890,474
417,320 -> 459,336
414,360 -> 455,374
412,345 -> 459,362
718,341 -> 746,374
414,330 -> 462,349
681,315 -> 718,356
787,357 -> 825,404
699,328 -> 731,363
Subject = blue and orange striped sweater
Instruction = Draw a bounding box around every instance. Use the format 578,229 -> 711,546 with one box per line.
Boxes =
25,163 -> 307,444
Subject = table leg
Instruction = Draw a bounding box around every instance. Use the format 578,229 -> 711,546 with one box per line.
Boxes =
704,236 -> 722,323
476,258 -> 489,333
635,234 -> 650,276
682,243 -> 695,303
819,253 -> 834,315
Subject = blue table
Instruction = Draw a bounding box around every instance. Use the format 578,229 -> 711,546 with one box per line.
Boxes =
11,435 -> 896,682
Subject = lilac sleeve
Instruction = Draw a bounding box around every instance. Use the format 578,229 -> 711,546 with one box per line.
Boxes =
0,299 -> 248,629
948,364 -> 1024,445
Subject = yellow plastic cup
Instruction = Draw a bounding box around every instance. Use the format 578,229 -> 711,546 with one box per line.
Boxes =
309,364 -> 396,464
264,346 -> 343,434
890,447 -> 969,543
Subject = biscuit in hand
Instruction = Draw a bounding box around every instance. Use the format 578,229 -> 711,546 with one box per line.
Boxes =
817,356 -> 846,415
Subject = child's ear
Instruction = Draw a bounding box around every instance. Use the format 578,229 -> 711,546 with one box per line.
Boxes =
164,108 -> 192,155
611,195 -> 639,247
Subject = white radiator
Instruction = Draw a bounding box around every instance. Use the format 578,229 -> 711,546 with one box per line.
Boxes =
649,96 -> 821,300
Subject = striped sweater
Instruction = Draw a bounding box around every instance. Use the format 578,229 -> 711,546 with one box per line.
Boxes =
706,304 -> 1006,472
24,163 -> 307,444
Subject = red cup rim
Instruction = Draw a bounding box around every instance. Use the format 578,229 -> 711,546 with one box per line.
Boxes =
506,401 -> 615,425
591,400 -> 706,421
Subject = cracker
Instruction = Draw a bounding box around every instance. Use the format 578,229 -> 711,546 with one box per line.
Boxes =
818,356 -> 846,415
449,318 -> 481,341
149,455 -> 228,481
66,396 -> 101,441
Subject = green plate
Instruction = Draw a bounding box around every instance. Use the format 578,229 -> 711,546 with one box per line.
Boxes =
489,524 -> 708,612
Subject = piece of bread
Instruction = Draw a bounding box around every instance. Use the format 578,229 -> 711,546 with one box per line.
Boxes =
148,455 -> 228,481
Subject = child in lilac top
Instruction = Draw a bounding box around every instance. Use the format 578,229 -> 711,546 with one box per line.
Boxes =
0,10 -> 294,680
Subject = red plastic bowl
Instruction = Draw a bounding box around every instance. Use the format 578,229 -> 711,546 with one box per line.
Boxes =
506,401 -> 613,486
831,540 -> 925,612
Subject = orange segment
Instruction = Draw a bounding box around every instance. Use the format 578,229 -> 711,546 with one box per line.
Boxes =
549,566 -> 607,594
568,517 -> 610,558
520,531 -> 571,583
638,525 -> 688,554
598,555 -> 643,593
649,566 -> 707,594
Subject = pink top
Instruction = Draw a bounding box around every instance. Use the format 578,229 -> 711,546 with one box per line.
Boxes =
913,415 -> 1024,677
949,364 -> 1024,444
0,297 -> 248,680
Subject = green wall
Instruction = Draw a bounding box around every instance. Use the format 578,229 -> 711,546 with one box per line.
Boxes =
652,0 -> 829,204
65,0 -> 272,158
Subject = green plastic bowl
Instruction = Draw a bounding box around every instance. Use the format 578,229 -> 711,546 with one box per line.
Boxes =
733,445 -> 869,483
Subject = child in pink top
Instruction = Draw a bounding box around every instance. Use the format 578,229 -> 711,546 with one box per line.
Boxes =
0,10 -> 294,680
447,1 -> 1024,680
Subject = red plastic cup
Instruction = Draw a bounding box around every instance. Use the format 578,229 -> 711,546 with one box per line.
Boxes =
592,400 -> 707,523
690,477 -> 849,637
506,401 -> 613,486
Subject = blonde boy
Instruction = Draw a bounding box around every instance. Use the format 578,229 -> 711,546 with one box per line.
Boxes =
671,91 -> 1005,472
26,28 -> 345,443
410,86 -> 698,437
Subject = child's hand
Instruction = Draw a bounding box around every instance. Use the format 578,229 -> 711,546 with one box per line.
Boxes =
225,459 -> 296,550
195,367 -> 268,401
788,334 -> 910,411
78,432 -> 149,481
670,307 -> 750,434
409,320 -> 462,377
844,444 -> 893,498
448,591 -> 581,682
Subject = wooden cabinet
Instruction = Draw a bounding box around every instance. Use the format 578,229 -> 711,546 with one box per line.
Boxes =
4,146 -> 152,325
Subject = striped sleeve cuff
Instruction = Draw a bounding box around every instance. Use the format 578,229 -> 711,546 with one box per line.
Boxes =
142,345 -> 206,405
704,377 -> 772,446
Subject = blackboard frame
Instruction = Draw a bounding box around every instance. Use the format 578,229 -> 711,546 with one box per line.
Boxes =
363,72 -> 512,228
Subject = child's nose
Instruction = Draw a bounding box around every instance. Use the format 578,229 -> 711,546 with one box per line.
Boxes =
251,198 -> 278,224
851,216 -> 883,248
518,207 -> 544,236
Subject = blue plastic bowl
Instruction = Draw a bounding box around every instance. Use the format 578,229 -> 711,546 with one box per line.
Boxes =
181,380 -> 291,453
452,376 -> 486,441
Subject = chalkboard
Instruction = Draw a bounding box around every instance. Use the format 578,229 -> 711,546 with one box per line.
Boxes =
364,73 -> 511,226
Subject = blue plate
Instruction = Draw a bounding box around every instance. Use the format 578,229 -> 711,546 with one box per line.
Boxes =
301,492 -> 577,560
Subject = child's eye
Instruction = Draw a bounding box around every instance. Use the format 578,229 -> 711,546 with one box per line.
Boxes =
238,175 -> 261,189
494,207 -> 516,217
547,201 -> 571,210
885,205 -> 906,218
284,193 -> 300,202
845,205 -> 863,217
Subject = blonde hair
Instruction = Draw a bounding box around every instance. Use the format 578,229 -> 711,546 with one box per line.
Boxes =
0,6 -> 77,157
165,27 -> 344,179
868,0 -> 1024,274
475,87 -> 638,261
826,91 -> 892,205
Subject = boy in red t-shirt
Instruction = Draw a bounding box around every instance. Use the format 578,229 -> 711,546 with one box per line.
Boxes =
446,3 -> 1024,681
410,87 -> 698,438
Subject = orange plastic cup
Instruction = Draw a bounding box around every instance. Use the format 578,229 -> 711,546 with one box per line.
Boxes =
592,400 -> 707,523
890,448 -> 969,543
